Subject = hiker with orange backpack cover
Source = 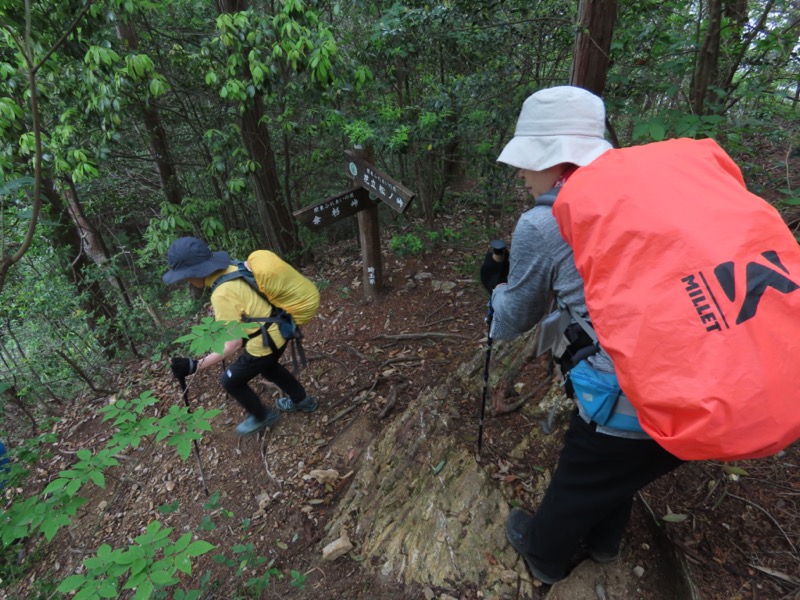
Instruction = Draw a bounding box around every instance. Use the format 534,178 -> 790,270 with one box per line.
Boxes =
163,237 -> 320,437
486,86 -> 685,584
490,85 -> 800,584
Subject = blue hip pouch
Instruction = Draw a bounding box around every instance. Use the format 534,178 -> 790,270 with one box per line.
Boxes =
568,360 -> 643,433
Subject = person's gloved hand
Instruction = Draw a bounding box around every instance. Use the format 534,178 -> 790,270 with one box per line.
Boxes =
480,244 -> 509,293
171,357 -> 198,379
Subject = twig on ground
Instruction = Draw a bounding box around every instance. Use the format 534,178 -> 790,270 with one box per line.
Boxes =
376,356 -> 423,370
305,351 -> 348,368
422,303 -> 447,325
750,564 -> 800,587
492,380 -> 550,415
379,382 -> 410,419
423,316 -> 455,328
727,493 -> 798,554
260,430 -> 281,490
341,344 -> 372,362
373,332 -> 474,341
329,403 -> 360,424
329,375 -> 384,409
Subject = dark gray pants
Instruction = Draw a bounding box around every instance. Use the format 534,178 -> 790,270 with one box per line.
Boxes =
220,347 -> 305,421
523,410 -> 683,578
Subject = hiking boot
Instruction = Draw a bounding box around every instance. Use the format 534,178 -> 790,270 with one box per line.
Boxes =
506,507 -> 565,585
276,396 -> 317,413
235,410 -> 280,436
589,548 -> 620,564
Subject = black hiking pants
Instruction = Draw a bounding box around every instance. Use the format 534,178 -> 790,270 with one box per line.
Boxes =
220,347 -> 306,421
522,410 -> 683,579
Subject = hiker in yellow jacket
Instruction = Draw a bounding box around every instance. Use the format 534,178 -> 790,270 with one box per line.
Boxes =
163,237 -> 320,436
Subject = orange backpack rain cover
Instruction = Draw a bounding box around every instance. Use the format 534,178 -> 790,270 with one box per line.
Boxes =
554,138 -> 800,461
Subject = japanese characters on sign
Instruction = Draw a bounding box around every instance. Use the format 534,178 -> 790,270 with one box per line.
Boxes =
345,152 -> 415,214
293,186 -> 374,229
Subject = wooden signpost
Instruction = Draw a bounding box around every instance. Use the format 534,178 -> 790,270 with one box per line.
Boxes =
293,148 -> 416,299
293,186 -> 374,231
344,151 -> 415,214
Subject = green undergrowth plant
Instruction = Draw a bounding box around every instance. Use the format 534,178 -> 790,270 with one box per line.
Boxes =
174,317 -> 255,356
389,232 -> 424,256
201,492 -> 293,598
0,389 -> 221,598
56,522 -> 216,600
389,217 -> 483,259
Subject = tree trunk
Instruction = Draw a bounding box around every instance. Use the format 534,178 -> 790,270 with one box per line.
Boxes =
690,0 -> 723,115
41,178 -> 129,358
219,0 -> 300,257
116,18 -> 184,206
1,383 -> 38,432
239,102 -> 299,255
62,177 -> 134,308
2,316 -> 63,407
0,337 -> 41,431
570,0 -> 618,96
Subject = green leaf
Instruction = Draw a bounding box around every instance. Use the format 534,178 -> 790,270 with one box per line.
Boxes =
149,570 -> 177,585
65,479 -> 82,497
90,471 -> 106,488
149,78 -> 164,97
43,478 -> 68,495
649,122 -> 666,141
175,554 -> 192,575
662,513 -> 689,523
116,547 -> 146,565
177,439 -> 191,461
75,584 -> 102,600
173,532 -> 193,554
57,574 -> 87,593
158,501 -> 180,514
722,465 -> 749,477
41,514 -> 71,541
130,557 -> 149,577
134,578 -> 154,600
98,581 -> 119,598
185,540 -> 215,557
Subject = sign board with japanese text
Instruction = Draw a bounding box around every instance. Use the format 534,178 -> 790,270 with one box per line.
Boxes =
345,151 -> 415,214
293,186 -> 375,230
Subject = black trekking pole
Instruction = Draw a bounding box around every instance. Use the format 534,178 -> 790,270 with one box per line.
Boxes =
176,376 -> 210,497
477,300 -> 495,461
477,239 -> 508,461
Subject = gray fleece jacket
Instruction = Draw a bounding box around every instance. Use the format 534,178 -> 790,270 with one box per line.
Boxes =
490,187 -> 648,439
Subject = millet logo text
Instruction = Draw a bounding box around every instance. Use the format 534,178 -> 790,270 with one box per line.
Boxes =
681,250 -> 799,332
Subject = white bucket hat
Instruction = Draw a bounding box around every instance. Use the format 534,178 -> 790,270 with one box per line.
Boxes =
497,86 -> 612,172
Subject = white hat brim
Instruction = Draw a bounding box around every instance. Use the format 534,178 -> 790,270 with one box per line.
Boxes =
498,135 -> 613,172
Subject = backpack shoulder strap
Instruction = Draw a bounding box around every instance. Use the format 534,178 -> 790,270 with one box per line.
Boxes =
556,298 -> 598,344
536,186 -> 598,343
210,261 -> 271,304
535,188 -> 559,207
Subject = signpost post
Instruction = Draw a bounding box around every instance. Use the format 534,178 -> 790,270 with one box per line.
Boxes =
293,147 -> 415,299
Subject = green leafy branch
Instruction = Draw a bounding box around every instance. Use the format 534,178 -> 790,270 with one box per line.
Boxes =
56,521 -> 215,600
174,317 -> 255,356
0,390 -> 219,558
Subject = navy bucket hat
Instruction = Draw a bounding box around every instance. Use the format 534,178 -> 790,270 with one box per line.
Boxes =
162,237 -> 231,284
